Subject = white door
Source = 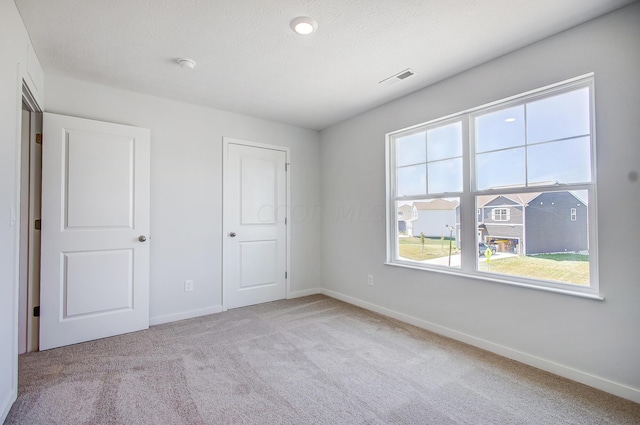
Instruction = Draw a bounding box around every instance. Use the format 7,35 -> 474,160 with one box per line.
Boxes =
223,138 -> 288,309
40,113 -> 150,350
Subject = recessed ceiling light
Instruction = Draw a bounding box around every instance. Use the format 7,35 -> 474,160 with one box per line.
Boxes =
291,17 -> 318,35
177,58 -> 196,70
505,117 -> 516,123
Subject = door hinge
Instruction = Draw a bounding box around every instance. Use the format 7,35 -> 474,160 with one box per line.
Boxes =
285,272 -> 288,279
34,219 -> 41,230
285,217 -> 287,225
33,306 -> 40,317
285,163 -> 289,172
35,133 -> 42,144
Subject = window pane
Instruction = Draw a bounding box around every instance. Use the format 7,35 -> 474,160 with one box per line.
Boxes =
475,105 -> 525,153
397,164 -> 426,197
477,191 -> 589,286
527,87 -> 590,144
428,158 -> 463,194
491,208 -> 510,221
476,147 -> 525,190
427,122 -> 462,161
396,132 -> 426,167
389,77 -> 596,294
396,198 -> 460,268
527,137 -> 592,185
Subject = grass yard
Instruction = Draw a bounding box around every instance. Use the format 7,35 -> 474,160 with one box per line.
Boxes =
478,254 -> 590,285
398,236 -> 459,261
399,236 -> 589,285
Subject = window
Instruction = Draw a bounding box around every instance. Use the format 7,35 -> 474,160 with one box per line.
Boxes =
387,75 -> 598,296
491,208 -> 510,221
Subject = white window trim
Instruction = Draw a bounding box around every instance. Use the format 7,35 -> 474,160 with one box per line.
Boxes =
491,208 -> 510,222
385,73 -> 600,299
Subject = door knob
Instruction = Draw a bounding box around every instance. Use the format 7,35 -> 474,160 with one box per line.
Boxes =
138,235 -> 147,242
229,232 -> 236,238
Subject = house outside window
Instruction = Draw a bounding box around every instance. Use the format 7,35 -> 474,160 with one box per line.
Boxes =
386,75 -> 599,297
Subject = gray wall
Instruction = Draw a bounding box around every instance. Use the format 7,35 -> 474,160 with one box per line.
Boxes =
525,192 -> 588,255
0,0 -> 43,420
45,75 -> 322,324
483,197 -> 523,225
319,3 -> 640,400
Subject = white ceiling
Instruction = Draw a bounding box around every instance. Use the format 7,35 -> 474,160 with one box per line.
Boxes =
14,0 -> 634,130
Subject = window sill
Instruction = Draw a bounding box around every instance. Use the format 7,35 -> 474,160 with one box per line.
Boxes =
384,261 -> 604,301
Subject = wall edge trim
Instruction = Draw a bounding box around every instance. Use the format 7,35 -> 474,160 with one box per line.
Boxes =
321,288 -> 640,404
149,305 -> 223,326
288,288 -> 323,299
0,387 -> 17,423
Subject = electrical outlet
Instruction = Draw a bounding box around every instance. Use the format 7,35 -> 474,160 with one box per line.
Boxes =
184,280 -> 194,292
367,274 -> 374,286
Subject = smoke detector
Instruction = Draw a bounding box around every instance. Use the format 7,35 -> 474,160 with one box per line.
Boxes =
177,58 -> 197,70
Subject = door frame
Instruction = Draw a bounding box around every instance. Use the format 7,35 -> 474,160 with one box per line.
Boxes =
18,80 -> 43,354
8,70 -> 44,417
25,109 -> 42,353
221,137 -> 291,311
18,98 -> 42,354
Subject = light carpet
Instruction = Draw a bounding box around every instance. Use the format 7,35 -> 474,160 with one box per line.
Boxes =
6,295 -> 640,424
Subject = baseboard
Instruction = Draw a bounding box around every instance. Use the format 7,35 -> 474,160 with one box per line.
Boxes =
149,305 -> 223,326
0,387 -> 17,424
321,288 -> 640,404
288,288 -> 322,299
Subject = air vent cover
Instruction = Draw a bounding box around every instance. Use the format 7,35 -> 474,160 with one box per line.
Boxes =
379,68 -> 415,86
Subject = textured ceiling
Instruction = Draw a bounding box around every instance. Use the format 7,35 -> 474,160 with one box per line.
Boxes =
14,0 -> 635,130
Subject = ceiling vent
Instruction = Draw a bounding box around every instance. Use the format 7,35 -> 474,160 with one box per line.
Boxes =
379,69 -> 415,86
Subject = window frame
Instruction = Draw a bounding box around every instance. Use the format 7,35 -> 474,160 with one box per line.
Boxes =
491,208 -> 510,222
385,74 -> 601,299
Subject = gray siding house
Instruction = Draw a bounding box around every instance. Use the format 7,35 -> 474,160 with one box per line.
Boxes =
479,195 -> 527,254
525,192 -> 588,254
475,191 -> 588,255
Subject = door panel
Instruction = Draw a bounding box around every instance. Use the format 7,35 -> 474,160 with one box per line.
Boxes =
241,156 -> 277,224
40,113 -> 150,350
63,249 -> 133,317
223,139 -> 287,309
240,241 -> 278,288
66,131 -> 134,228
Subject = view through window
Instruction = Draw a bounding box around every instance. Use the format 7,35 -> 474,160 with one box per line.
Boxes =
387,76 -> 597,294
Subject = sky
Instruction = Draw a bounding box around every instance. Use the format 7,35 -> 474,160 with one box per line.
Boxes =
395,86 -> 592,196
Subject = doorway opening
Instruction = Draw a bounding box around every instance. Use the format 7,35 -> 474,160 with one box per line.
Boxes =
18,83 -> 43,353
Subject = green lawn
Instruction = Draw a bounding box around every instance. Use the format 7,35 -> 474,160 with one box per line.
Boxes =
399,237 -> 589,285
398,237 -> 458,261
478,254 -> 589,285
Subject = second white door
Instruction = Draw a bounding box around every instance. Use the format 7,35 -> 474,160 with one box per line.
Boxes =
223,139 -> 288,309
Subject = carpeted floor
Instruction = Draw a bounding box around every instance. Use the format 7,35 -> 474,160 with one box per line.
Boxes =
6,295 -> 640,424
